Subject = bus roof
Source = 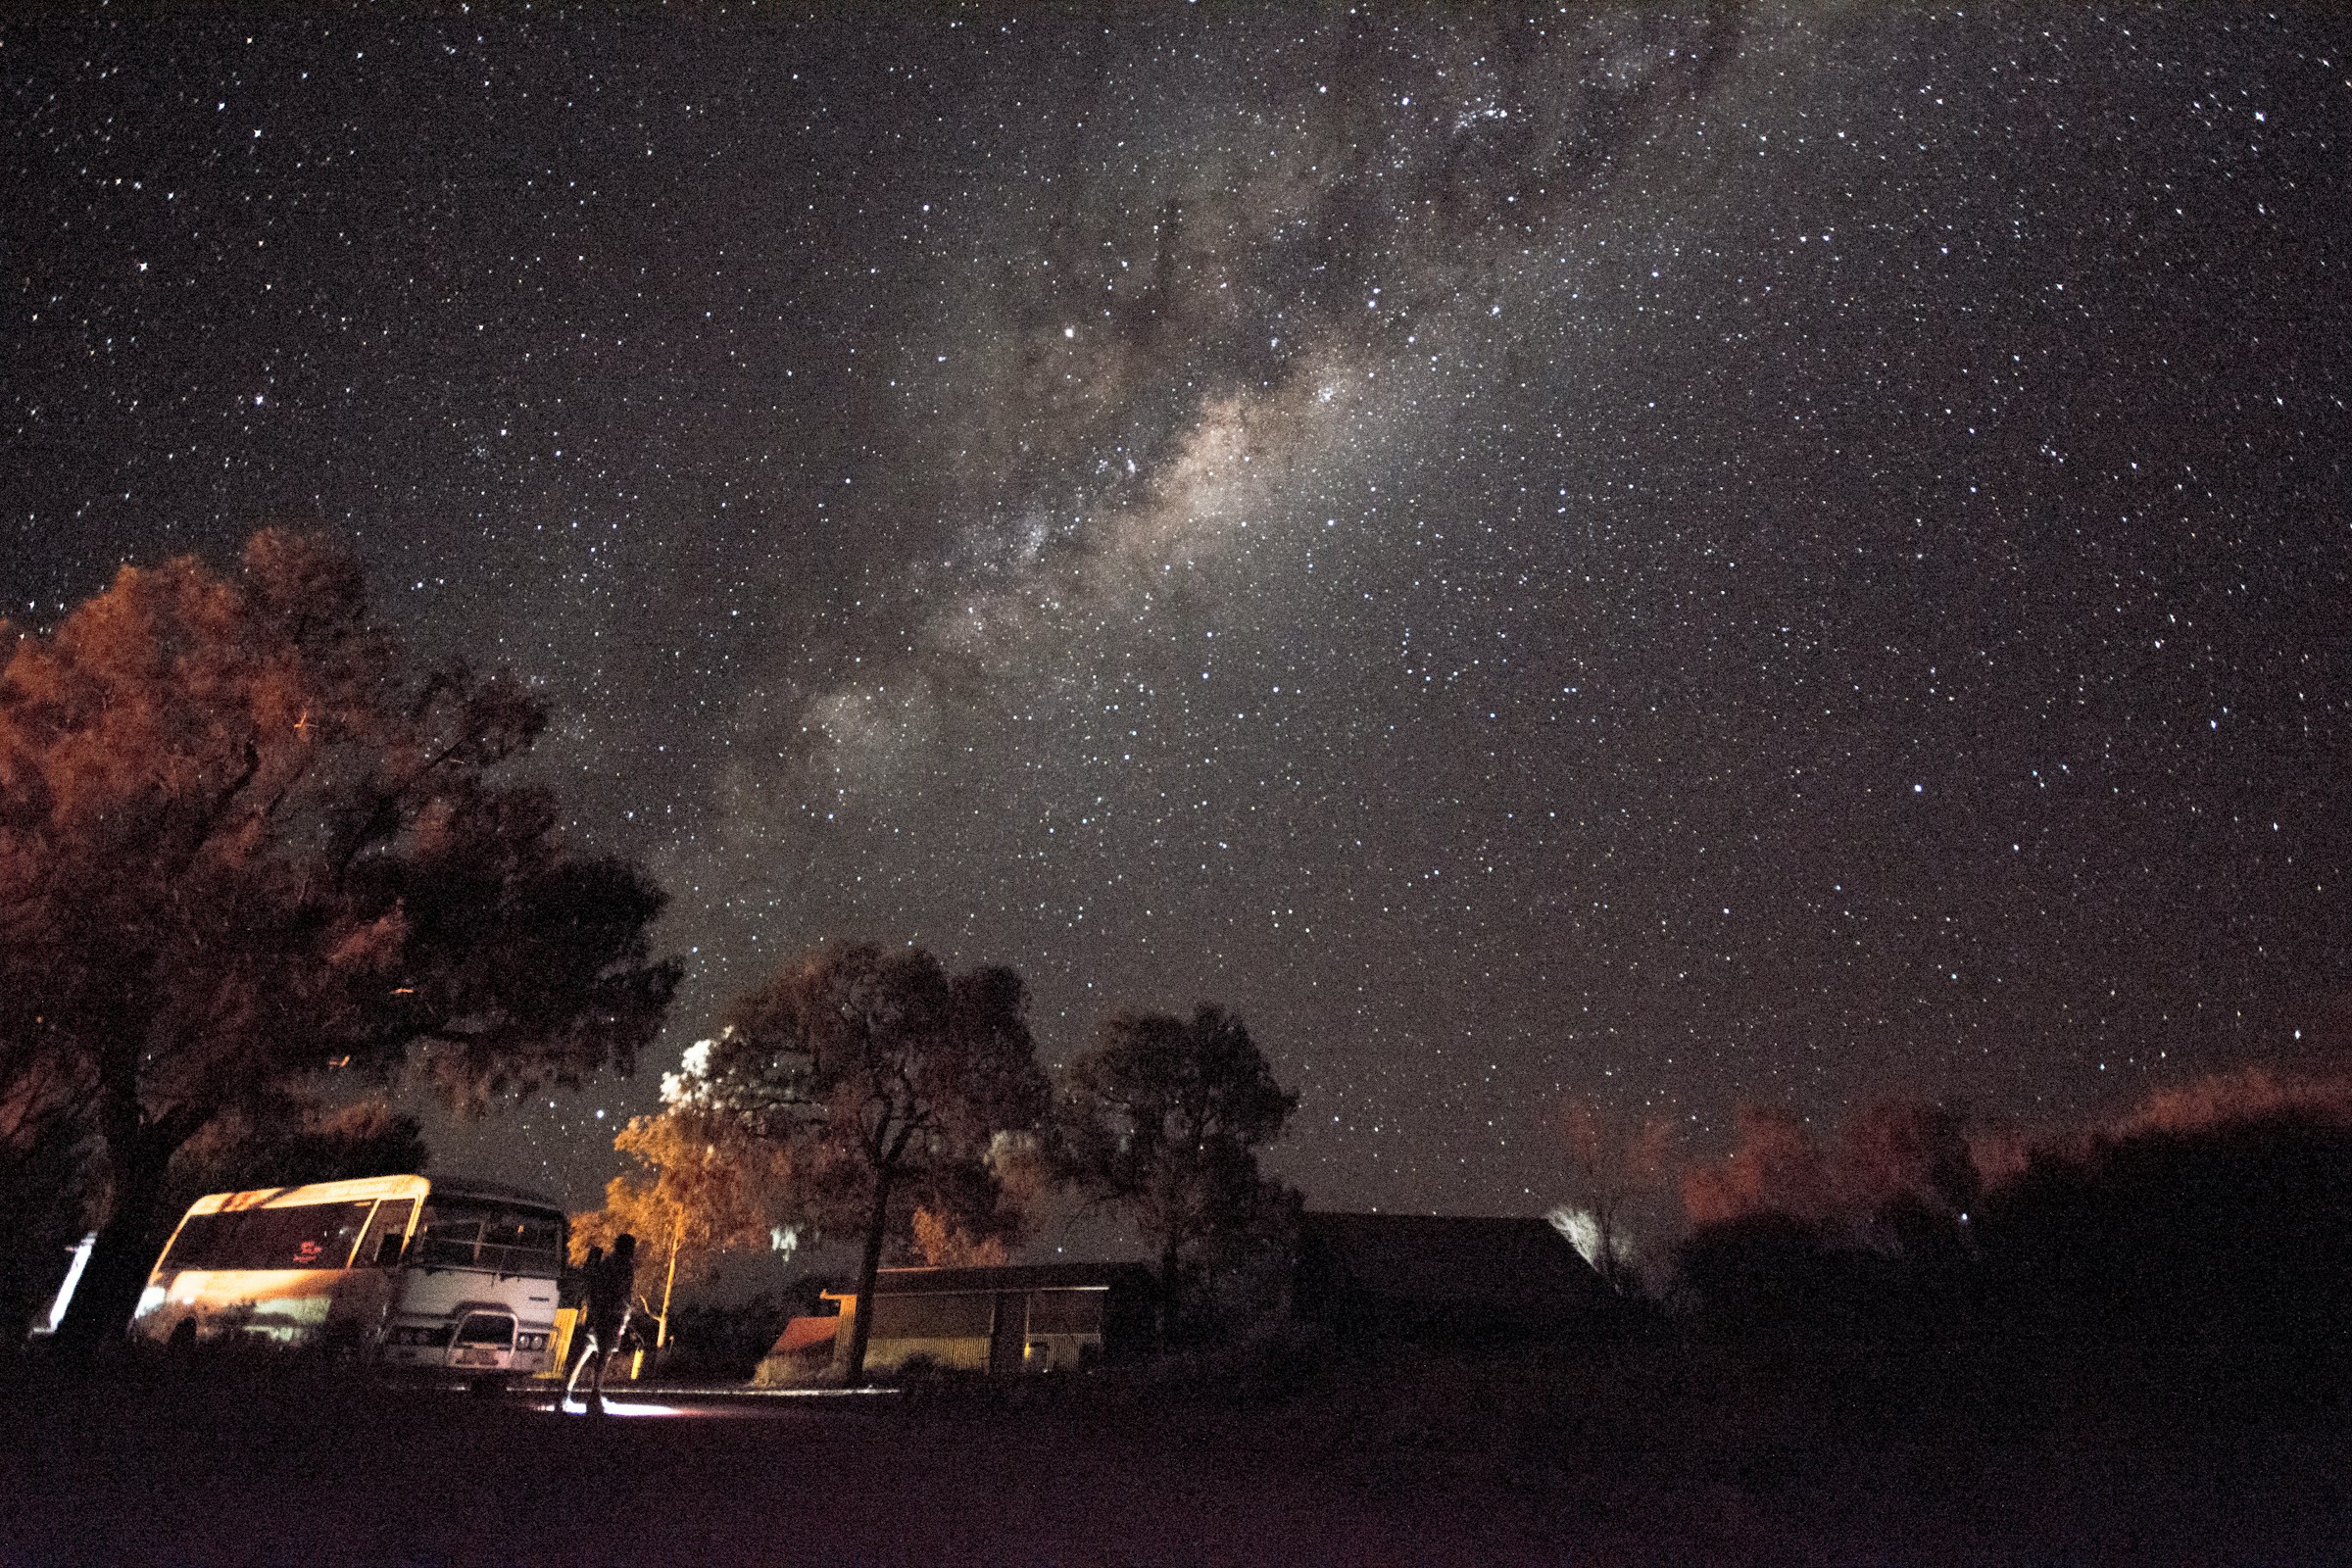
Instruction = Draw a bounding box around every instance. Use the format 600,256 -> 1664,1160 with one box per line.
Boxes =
426,1175 -> 565,1210
179,1174 -> 562,1215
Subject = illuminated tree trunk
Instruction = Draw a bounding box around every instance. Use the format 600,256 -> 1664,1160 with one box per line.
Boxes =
656,1214 -> 682,1349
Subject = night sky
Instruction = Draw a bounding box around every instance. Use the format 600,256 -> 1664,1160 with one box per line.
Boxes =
8,5 -> 2350,1217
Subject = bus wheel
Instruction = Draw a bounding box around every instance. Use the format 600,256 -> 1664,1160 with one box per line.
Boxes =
167,1318 -> 197,1356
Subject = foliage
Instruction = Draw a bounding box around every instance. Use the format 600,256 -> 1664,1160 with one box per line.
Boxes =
778,1271 -> 843,1319
171,1098 -> 429,1199
1055,1004 -> 1299,1340
1671,1079 -> 2352,1401
1973,1107 -> 2352,1355
1680,1106 -> 1840,1232
569,1102 -> 789,1339
667,941 -> 1051,1382
655,1291 -> 794,1383
1547,1100 -> 1672,1295
0,531 -> 679,1344
909,1204 -> 1011,1267
1680,1100 -> 1985,1243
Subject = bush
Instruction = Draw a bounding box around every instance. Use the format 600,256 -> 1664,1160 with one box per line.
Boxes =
655,1293 -> 792,1384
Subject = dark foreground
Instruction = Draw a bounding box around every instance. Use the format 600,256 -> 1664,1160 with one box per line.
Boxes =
4,1364 -> 1540,1568
2,1343 -> 2349,1567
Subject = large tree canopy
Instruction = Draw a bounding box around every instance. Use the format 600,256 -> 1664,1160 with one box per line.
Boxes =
669,942 -> 1049,1384
0,530 -> 679,1344
1056,1004 -> 1299,1339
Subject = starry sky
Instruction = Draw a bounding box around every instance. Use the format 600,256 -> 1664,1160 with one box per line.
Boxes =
7,5 -> 2350,1217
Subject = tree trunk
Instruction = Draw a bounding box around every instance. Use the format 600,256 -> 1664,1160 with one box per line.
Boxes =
1157,1233 -> 1183,1348
55,1111 -> 180,1357
842,1171 -> 894,1386
656,1218 -> 681,1349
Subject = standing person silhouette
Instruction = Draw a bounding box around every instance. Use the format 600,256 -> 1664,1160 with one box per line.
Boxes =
564,1233 -> 637,1415
564,1245 -> 603,1383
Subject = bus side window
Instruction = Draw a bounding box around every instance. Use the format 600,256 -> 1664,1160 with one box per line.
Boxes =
223,1202 -> 375,1269
158,1211 -> 242,1271
357,1199 -> 416,1268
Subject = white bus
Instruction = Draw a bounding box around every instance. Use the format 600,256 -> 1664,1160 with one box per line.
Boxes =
127,1174 -> 567,1381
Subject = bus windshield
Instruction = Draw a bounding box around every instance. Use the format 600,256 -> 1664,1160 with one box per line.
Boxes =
410,1199 -> 564,1277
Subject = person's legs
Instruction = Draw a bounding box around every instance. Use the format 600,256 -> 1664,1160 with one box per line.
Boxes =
585,1340 -> 612,1413
564,1329 -> 601,1407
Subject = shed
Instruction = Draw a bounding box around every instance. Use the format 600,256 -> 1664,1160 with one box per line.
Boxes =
755,1260 -> 1155,1383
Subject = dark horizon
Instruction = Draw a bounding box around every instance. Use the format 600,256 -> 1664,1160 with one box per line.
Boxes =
8,5 -> 2350,1215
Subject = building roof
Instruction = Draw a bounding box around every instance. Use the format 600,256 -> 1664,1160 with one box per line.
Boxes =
769,1316 -> 841,1356
830,1260 -> 1154,1298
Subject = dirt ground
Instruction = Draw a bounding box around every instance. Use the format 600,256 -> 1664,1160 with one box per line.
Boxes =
0,1368 -> 1554,1568
1,1358 -> 2348,1566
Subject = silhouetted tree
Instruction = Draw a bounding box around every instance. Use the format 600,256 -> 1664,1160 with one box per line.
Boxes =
667,942 -> 1050,1384
1976,1107 -> 2352,1364
1671,1081 -> 2352,1401
1837,1101 -> 1981,1238
1673,1208 -> 1850,1331
1683,1099 -> 1992,1251
0,532 -> 679,1347
1056,1004 -> 1299,1341
1682,1105 -> 1838,1231
1673,1100 -> 1987,1339
172,1097 -> 430,1199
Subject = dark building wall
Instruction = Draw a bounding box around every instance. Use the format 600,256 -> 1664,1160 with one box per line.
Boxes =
1294,1213 -> 1617,1345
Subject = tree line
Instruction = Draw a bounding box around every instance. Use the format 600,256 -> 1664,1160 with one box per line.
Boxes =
1546,1073 -> 2352,1411
0,532 -> 1298,1376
